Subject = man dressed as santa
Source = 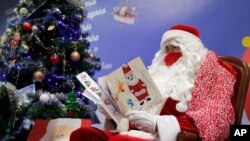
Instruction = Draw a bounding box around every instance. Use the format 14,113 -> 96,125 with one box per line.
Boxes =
70,25 -> 236,141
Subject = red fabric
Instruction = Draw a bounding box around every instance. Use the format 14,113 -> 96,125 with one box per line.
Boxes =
70,127 -> 150,141
70,127 -> 114,141
81,119 -> 92,127
27,119 -> 49,141
164,51 -> 182,66
160,98 -> 197,132
186,51 -> 235,141
108,135 -> 150,141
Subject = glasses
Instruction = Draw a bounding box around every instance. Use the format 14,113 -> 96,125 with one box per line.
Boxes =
165,45 -> 181,53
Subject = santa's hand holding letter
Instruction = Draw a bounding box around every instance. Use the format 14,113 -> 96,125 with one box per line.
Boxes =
70,24 -> 236,141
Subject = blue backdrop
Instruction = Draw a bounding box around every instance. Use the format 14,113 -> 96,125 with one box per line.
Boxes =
1,0 -> 250,123
79,0 -> 250,77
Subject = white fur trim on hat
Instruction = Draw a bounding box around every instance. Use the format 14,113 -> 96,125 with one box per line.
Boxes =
161,29 -> 202,49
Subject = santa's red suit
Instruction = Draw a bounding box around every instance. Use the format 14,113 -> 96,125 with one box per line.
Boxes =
70,51 -> 235,141
70,25 -> 236,141
154,51 -> 235,141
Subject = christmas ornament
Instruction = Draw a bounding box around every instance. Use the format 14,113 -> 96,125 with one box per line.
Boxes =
5,28 -> 11,35
70,51 -> 81,62
89,53 -> 94,58
17,45 -> 24,53
75,14 -> 83,21
61,14 -> 66,20
20,99 -> 31,107
47,25 -> 56,31
23,43 -> 29,53
95,64 -> 102,71
23,22 -> 32,31
47,25 -> 57,39
19,7 -> 28,16
8,31 -> 21,59
88,69 -> 95,75
49,94 -> 57,103
10,31 -> 21,47
0,35 -> 5,47
33,70 -> 45,82
32,25 -> 38,32
78,36 -> 83,41
17,43 -> 29,53
22,118 -> 34,130
50,54 -> 60,64
39,93 -> 50,103
52,7 -> 61,13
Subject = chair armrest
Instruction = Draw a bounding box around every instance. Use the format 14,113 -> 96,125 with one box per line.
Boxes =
177,131 -> 199,141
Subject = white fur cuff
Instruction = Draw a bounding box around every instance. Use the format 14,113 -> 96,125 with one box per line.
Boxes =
156,115 -> 181,141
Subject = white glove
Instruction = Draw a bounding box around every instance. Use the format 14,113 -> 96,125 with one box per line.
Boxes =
125,110 -> 157,133
98,104 -> 112,119
115,118 -> 129,132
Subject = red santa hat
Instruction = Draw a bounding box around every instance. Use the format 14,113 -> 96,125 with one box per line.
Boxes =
161,24 -> 202,49
122,64 -> 132,76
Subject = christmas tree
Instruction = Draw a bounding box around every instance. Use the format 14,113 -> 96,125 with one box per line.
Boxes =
0,0 -> 101,140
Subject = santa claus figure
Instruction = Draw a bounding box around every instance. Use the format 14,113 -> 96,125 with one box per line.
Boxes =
70,24 -> 236,141
122,64 -> 151,106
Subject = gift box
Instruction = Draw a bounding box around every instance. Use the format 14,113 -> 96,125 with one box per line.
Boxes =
27,118 -> 91,141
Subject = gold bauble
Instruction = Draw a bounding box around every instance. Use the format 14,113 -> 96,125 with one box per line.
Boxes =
70,51 -> 81,62
23,44 -> 29,53
33,70 -> 45,82
47,25 -> 55,31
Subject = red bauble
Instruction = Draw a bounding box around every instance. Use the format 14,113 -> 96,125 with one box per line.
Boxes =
23,22 -> 32,31
50,54 -> 60,64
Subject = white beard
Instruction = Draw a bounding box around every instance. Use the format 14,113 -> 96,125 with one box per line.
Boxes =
148,37 -> 208,112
